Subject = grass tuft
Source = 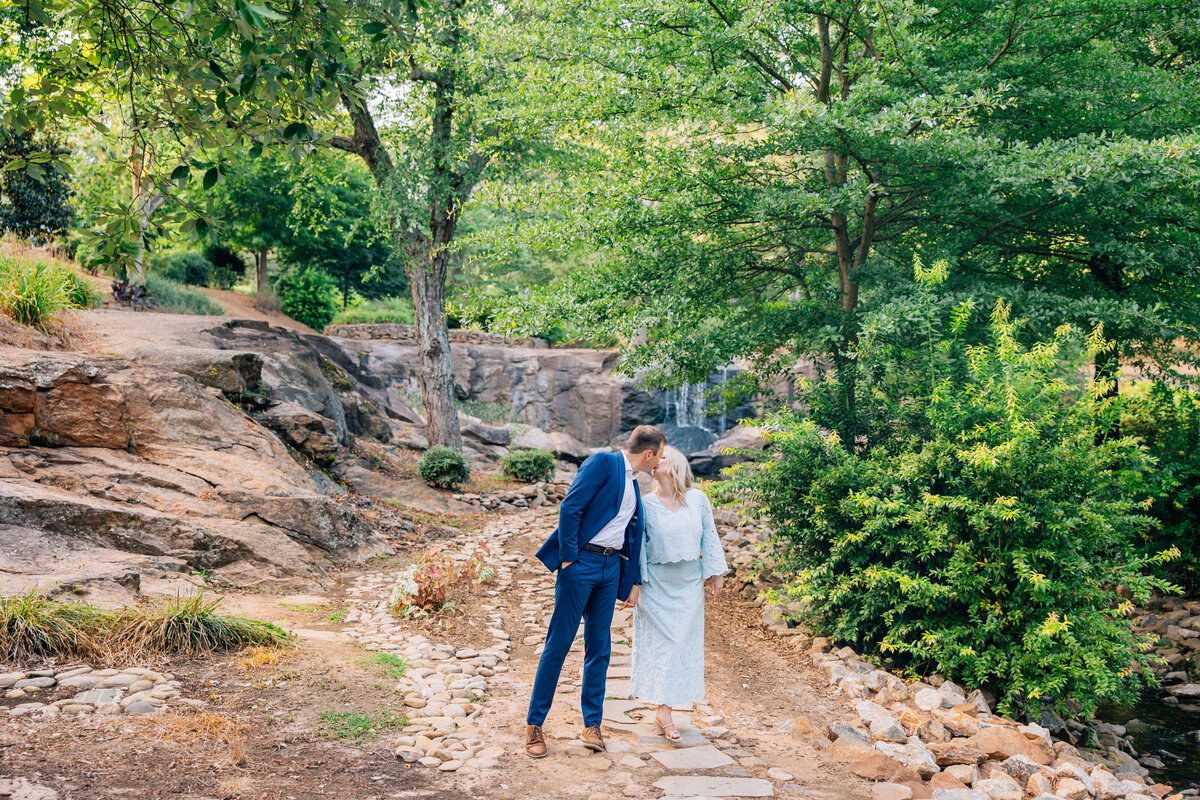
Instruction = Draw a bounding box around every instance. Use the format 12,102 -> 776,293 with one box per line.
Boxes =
317,708 -> 407,741
0,253 -> 97,329
0,590 -> 106,662
112,592 -> 292,658
356,651 -> 408,679
0,589 -> 291,663
144,273 -> 226,316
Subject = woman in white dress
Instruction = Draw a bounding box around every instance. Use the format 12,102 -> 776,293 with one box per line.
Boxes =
625,445 -> 727,740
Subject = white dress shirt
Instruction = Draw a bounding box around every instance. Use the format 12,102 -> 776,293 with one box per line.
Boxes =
590,451 -> 636,549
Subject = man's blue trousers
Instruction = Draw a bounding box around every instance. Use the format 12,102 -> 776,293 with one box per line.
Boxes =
526,548 -> 620,727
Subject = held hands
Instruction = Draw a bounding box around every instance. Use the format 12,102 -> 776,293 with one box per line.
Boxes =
561,561 -> 574,570
709,575 -> 725,598
619,584 -> 640,610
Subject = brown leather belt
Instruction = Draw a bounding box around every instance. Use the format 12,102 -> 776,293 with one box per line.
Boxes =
582,543 -> 620,555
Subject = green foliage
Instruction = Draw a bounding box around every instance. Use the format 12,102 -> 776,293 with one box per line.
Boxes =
1122,383 -> 1200,591
356,651 -> 408,679
459,399 -> 508,424
203,243 -> 247,289
317,709 -> 407,741
417,445 -> 471,490
143,273 -> 225,316
722,303 -> 1177,718
274,266 -> 338,330
330,295 -> 415,325
500,448 -> 555,483
0,127 -> 73,241
0,590 -> 105,663
0,251 -> 95,328
150,250 -> 212,286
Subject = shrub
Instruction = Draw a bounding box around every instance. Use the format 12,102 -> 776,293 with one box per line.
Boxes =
387,543 -> 492,618
722,301 -> 1176,718
150,250 -> 213,286
144,273 -> 226,315
330,295 -> 415,325
203,244 -> 248,289
0,128 -> 73,241
274,266 -> 338,330
0,253 -> 96,328
500,448 -> 555,483
1122,383 -> 1200,590
417,445 -> 470,489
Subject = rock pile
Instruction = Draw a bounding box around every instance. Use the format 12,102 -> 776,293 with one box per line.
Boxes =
2,666 -> 190,718
451,480 -> 569,511
1136,597 -> 1200,703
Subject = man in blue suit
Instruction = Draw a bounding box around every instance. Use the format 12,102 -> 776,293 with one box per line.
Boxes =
525,425 -> 667,757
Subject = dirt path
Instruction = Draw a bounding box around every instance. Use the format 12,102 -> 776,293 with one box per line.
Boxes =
1,508 -> 870,800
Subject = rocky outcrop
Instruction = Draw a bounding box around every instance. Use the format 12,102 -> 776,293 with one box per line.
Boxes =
317,335 -> 664,448
689,424 -> 766,477
0,348 -> 389,599
325,322 -> 549,349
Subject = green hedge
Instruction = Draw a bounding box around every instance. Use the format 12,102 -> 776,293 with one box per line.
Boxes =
418,446 -> 470,490
722,302 -> 1175,717
500,448 -> 555,483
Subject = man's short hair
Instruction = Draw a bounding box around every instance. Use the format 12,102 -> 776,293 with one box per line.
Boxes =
626,425 -> 666,455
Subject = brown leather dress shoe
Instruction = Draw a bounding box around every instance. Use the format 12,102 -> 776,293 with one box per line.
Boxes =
525,724 -> 548,758
580,725 -> 605,752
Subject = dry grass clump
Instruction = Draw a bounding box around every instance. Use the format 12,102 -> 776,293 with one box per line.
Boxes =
0,590 -> 292,664
148,708 -> 251,765
234,645 -> 290,671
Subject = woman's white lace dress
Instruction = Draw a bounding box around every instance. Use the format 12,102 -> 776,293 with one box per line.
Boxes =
629,487 -> 728,707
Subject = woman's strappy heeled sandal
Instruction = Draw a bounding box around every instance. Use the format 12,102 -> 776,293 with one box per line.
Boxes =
653,718 -> 681,741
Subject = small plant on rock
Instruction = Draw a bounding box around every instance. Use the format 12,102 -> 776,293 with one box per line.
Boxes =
417,445 -> 470,489
500,448 -> 555,483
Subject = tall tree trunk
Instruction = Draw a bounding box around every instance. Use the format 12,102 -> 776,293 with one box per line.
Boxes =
408,244 -> 462,451
256,246 -> 269,294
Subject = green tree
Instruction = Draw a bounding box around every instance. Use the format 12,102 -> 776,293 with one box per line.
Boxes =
0,127 -> 73,240
281,153 -> 406,307
476,0 -> 1200,442
212,150 -> 294,295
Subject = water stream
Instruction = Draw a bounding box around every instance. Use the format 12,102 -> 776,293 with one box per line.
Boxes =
1098,692 -> 1200,789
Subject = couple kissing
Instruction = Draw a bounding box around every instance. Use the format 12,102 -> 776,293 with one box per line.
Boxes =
524,425 -> 728,757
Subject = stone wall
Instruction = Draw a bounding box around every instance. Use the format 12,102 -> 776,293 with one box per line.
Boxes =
325,323 -> 549,350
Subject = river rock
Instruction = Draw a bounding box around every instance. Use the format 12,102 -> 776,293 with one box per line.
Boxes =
963,726 -> 1052,765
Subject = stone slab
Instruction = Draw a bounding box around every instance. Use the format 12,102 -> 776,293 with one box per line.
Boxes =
653,776 -> 774,797
605,679 -> 632,698
651,744 -> 736,770
73,689 -> 122,705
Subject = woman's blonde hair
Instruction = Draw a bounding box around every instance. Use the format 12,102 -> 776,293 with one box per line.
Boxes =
656,445 -> 694,506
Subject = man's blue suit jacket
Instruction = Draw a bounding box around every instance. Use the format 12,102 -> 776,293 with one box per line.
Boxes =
535,451 -> 644,602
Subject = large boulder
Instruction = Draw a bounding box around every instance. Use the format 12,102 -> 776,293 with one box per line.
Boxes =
0,348 -> 388,596
689,424 -> 765,478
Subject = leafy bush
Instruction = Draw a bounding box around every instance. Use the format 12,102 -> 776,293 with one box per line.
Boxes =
500,448 -> 555,483
203,244 -> 248,289
274,266 -> 338,330
0,253 -> 96,328
144,273 -> 226,315
150,250 -> 213,286
0,128 -> 73,241
388,543 -> 492,617
723,302 -> 1175,718
417,445 -> 470,489
330,294 -> 415,325
1123,383 -> 1200,590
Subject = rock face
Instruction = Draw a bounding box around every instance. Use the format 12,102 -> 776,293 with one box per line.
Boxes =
316,334 -> 665,448
0,347 -> 388,599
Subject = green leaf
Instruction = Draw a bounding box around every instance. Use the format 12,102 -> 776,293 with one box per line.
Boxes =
245,1 -> 287,21
363,21 -> 386,35
203,167 -> 220,190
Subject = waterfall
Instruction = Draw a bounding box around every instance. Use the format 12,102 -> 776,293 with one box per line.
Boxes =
671,382 -> 709,429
